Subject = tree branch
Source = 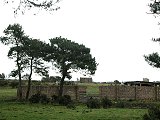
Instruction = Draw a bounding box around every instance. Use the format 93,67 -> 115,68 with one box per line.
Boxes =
26,0 -> 60,8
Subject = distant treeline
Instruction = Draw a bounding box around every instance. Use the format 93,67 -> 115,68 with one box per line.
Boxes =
0,78 -> 76,88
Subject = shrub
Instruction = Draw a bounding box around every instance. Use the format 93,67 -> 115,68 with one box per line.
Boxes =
86,97 -> 100,109
51,95 -> 58,103
126,101 -> 154,109
40,94 -> 50,104
29,93 -> 50,104
101,96 -> 112,108
10,80 -> 19,88
32,80 -> 41,85
66,102 -> 76,109
29,93 -> 41,103
143,114 -> 150,120
143,105 -> 160,120
114,101 -> 155,109
58,95 -> 72,106
0,80 -> 8,87
51,95 -> 72,106
115,101 -> 125,108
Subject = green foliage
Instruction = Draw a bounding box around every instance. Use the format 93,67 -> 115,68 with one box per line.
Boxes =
29,93 -> 50,104
113,101 -> 159,109
149,1 -> 160,14
101,96 -> 112,109
143,105 -> 160,120
0,23 -> 29,76
66,102 -> 76,109
29,93 -> 41,103
86,97 -> 101,109
1,23 -> 26,45
21,38 -> 49,78
51,95 -> 58,103
1,23 -> 50,100
144,52 -> 160,68
0,102 -> 147,120
51,95 -> 72,106
144,38 -> 160,69
31,80 -> 41,85
0,73 -> 5,80
58,95 -> 72,106
41,76 -> 61,83
86,96 -> 112,109
10,80 -> 19,88
48,36 -> 98,75
114,80 -> 121,84
63,81 -> 75,85
114,101 -> 125,108
40,94 -> 50,104
0,80 -> 20,88
0,23 -> 30,100
46,36 -> 98,97
0,80 -> 8,87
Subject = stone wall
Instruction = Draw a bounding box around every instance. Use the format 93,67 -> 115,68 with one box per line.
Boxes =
19,85 -> 160,102
99,85 -> 160,101
20,85 -> 87,102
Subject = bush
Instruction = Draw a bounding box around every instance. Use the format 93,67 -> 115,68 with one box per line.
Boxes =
101,96 -> 112,108
0,80 -> 8,87
29,93 -> 41,103
40,94 -> 50,104
143,105 -> 160,120
51,95 -> 58,103
51,95 -> 72,106
143,114 -> 150,120
86,97 -> 101,109
10,80 -> 19,88
29,93 -> 50,104
115,101 -> 125,108
66,102 -> 76,109
113,101 -> 156,109
58,95 -> 72,106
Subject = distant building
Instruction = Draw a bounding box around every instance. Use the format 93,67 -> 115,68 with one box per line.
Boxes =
143,78 -> 149,82
80,77 -> 92,83
124,80 -> 160,87
124,81 -> 153,86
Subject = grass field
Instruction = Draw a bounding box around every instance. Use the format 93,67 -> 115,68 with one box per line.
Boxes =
78,83 -> 108,95
0,87 -> 147,120
0,87 -> 17,101
0,102 -> 147,120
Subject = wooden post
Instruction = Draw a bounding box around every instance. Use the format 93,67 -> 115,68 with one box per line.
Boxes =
134,85 -> 137,100
75,86 -> 78,101
99,86 -> 102,99
115,83 -> 118,101
154,85 -> 157,101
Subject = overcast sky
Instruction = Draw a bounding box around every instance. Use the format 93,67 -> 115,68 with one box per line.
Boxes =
1,0 -> 160,82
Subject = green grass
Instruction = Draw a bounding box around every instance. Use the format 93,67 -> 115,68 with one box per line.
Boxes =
0,87 -> 147,120
0,102 -> 147,120
0,87 -> 17,101
78,83 -> 108,95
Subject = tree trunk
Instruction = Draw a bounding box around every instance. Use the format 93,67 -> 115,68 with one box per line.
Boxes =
58,61 -> 67,97
26,78 -> 31,100
18,78 -> 22,100
17,58 -> 22,101
58,74 -> 65,97
26,57 -> 33,100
